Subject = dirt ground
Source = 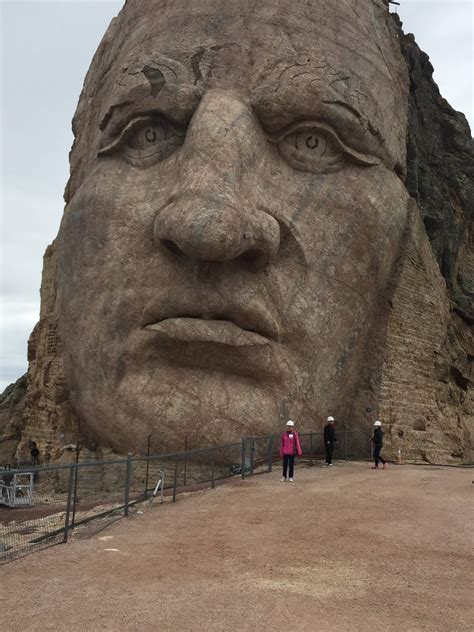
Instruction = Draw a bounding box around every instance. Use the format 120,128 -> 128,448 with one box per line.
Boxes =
2,462 -> 473,631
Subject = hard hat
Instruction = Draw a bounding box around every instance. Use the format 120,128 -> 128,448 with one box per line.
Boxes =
286,420 -> 295,427
327,416 -> 335,422
374,420 -> 382,427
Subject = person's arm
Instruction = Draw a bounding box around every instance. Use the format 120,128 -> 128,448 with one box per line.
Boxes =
295,431 -> 303,456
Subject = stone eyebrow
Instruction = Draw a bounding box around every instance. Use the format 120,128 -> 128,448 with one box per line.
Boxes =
98,83 -> 201,143
98,54 -> 204,133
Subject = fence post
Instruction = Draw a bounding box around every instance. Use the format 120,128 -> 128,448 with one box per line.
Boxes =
71,446 -> 80,530
144,434 -> 151,499
250,438 -> 255,475
268,435 -> 274,472
344,426 -> 348,461
241,437 -> 246,479
172,459 -> 178,502
160,468 -> 165,504
183,436 -> 188,486
63,464 -> 76,543
124,453 -> 132,516
310,433 -> 313,465
211,448 -> 215,489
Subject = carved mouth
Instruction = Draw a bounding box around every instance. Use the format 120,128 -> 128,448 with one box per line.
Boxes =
143,306 -> 279,347
145,317 -> 271,346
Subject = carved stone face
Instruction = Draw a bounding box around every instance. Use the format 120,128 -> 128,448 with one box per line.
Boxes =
59,0 -> 409,453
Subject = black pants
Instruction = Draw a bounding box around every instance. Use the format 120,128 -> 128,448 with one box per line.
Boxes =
283,455 -> 295,478
373,445 -> 386,467
325,442 -> 334,464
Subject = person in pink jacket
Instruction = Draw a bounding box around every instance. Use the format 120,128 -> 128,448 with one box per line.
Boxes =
280,420 -> 303,482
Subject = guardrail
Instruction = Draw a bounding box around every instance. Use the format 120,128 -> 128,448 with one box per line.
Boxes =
0,429 -> 370,563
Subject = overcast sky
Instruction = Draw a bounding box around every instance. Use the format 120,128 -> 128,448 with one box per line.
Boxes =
0,0 -> 473,391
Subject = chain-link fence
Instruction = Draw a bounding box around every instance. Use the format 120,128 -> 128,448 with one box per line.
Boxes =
241,429 -> 371,476
1,428 -> 370,563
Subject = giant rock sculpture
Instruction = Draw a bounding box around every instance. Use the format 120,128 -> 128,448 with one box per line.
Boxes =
1,0 -> 472,464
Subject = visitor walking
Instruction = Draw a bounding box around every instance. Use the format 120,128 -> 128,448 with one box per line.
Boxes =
371,420 -> 387,469
280,420 -> 302,482
323,416 -> 338,466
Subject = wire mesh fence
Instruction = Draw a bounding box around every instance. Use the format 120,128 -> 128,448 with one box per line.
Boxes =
241,429 -> 372,477
1,428 -> 370,563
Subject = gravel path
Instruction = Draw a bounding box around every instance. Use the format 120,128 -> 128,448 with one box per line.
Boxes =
3,462 -> 473,631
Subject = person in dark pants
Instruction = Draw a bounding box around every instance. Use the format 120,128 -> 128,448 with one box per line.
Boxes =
29,441 -> 40,482
279,420 -> 302,482
30,442 -> 39,467
371,420 -> 387,469
323,416 -> 337,466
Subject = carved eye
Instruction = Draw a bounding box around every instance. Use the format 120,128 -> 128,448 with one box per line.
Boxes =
98,115 -> 184,168
275,123 -> 379,174
127,123 -> 168,150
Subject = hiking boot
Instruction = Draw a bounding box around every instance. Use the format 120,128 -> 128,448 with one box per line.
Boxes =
371,466 -> 379,469
288,478 -> 294,482
280,477 -> 287,482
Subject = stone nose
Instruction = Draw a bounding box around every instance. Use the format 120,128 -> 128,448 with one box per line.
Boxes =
154,90 -> 280,267
155,197 -> 280,265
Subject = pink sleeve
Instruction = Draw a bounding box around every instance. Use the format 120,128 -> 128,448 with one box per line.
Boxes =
296,432 -> 302,456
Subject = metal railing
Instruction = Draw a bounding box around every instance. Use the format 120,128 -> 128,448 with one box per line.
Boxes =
0,428 -> 370,563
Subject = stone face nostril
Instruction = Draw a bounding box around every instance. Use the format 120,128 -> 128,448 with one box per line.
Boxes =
162,239 -> 184,257
154,201 -> 280,265
239,249 -> 261,262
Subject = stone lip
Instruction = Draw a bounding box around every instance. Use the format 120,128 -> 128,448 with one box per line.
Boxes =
141,296 -> 281,343
145,317 -> 272,347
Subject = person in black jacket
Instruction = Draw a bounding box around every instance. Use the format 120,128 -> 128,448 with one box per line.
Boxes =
371,420 -> 387,469
323,416 -> 337,466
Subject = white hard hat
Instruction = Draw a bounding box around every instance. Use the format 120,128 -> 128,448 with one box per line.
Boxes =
286,420 -> 295,427
327,416 -> 335,422
374,420 -> 382,427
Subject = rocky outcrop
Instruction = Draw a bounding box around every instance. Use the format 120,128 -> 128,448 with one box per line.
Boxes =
372,202 -> 472,463
381,15 -> 473,462
12,244 -> 81,463
396,15 -> 474,319
0,374 -> 27,464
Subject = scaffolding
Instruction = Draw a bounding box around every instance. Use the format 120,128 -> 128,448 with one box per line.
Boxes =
0,471 -> 34,508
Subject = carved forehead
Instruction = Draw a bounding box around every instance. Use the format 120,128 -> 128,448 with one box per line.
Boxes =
111,3 -> 404,131
108,0 -> 402,89
69,0 -> 407,197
